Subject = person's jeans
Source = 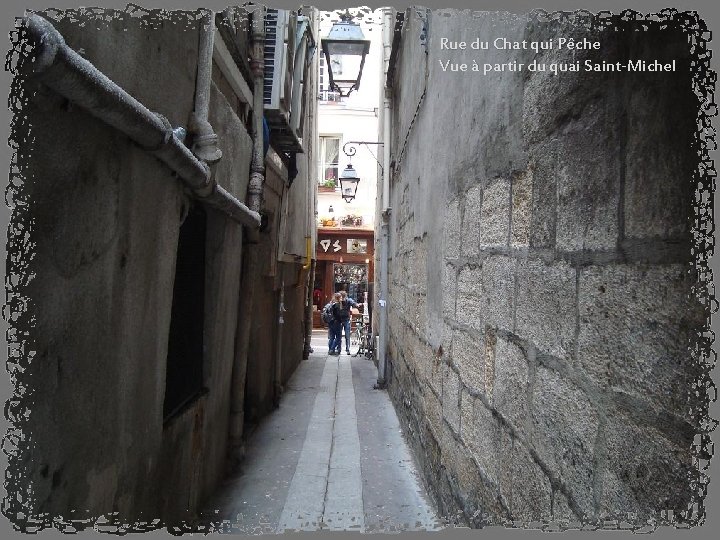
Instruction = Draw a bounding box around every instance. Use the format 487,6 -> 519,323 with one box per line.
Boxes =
327,325 -> 335,351
329,321 -> 342,353
342,319 -> 352,352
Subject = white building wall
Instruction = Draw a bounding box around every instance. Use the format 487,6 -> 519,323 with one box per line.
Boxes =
317,10 -> 382,227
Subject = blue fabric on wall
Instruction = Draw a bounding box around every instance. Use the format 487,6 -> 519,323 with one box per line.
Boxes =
263,117 -> 270,156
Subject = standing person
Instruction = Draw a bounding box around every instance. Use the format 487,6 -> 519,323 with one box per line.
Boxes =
330,293 -> 344,355
337,290 -> 357,355
322,293 -> 342,355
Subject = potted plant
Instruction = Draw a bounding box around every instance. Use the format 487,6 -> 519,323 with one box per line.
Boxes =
341,214 -> 363,226
318,175 -> 337,193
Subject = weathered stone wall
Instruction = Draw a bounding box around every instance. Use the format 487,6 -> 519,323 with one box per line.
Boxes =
385,9 -> 705,527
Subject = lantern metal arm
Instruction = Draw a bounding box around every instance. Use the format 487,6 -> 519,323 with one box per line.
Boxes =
342,141 -> 385,172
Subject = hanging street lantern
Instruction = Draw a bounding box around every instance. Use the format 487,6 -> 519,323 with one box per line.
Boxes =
321,12 -> 371,98
339,163 -> 360,203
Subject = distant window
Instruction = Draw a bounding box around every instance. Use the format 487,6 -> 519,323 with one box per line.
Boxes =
318,56 -> 341,102
319,56 -> 327,92
319,136 -> 340,186
164,203 -> 206,421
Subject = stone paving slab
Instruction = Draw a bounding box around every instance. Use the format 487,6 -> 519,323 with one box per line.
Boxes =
204,330 -> 442,534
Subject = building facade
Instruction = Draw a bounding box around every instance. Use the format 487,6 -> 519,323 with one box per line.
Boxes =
312,10 -> 381,320
5,5 -> 318,527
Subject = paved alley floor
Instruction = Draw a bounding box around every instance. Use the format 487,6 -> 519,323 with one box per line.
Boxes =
204,330 -> 443,534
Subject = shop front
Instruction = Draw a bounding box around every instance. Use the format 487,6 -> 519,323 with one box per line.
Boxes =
313,226 -> 374,328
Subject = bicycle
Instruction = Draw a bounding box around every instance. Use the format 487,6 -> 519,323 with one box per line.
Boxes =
352,315 -> 374,359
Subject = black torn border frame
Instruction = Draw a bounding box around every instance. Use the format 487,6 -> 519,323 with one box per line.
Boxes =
2,4 -> 717,534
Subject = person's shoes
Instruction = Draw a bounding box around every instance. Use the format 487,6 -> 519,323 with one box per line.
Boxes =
346,349 -> 350,354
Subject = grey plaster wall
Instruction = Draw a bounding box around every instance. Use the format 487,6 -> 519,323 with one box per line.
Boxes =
10,10 -> 259,524
197,208 -> 244,508
18,13 -> 198,520
385,9 -> 704,527
244,165 -> 310,426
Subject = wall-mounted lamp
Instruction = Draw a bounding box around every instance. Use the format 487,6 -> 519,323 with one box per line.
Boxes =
337,140 -> 385,203
321,12 -> 371,98
339,164 -> 360,203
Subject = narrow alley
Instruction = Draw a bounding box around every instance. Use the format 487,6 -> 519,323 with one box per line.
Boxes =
2,2 -> 713,535
205,330 -> 441,534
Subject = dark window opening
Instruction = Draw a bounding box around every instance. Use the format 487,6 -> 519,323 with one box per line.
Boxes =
164,203 -> 207,421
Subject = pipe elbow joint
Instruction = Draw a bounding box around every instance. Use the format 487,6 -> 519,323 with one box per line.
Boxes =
25,14 -> 65,75
191,132 -> 223,164
189,113 -> 223,164
190,163 -> 214,197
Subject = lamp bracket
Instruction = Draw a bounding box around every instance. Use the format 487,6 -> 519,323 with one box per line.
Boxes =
342,141 -> 385,172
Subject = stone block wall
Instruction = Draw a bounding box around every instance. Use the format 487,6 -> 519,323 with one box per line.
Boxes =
385,9 -> 709,527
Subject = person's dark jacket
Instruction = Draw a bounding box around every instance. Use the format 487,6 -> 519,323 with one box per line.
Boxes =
332,300 -> 352,323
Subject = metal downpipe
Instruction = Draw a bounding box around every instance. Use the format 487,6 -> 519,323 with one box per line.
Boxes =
377,216 -> 390,387
302,10 -> 320,363
189,9 -> 222,164
229,4 -> 266,464
377,8 -> 394,387
303,259 -> 316,360
274,282 -> 285,407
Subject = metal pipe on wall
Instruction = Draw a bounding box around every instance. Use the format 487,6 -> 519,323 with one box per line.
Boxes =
246,12 -> 267,214
24,14 -> 210,190
274,281 -> 285,406
376,7 -> 394,387
303,259 -> 316,360
189,9 -> 222,164
23,14 -> 260,229
229,4 -> 266,464
302,9 -> 320,361
204,185 -> 261,229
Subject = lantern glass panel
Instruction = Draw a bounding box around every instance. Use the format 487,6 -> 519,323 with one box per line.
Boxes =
326,41 -> 367,56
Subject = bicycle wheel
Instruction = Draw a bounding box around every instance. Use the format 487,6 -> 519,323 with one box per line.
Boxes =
352,327 -> 363,356
363,330 -> 374,359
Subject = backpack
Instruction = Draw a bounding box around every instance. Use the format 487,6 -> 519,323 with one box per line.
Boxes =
321,303 -> 335,325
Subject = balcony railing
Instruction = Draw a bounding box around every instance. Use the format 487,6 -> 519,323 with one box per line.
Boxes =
318,90 -> 342,102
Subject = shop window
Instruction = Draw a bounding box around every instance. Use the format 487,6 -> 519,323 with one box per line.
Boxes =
163,203 -> 207,421
334,262 -> 368,302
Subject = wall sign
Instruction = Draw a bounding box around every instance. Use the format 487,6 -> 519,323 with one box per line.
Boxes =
347,238 -> 367,253
318,235 -> 373,256
319,238 -> 342,253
